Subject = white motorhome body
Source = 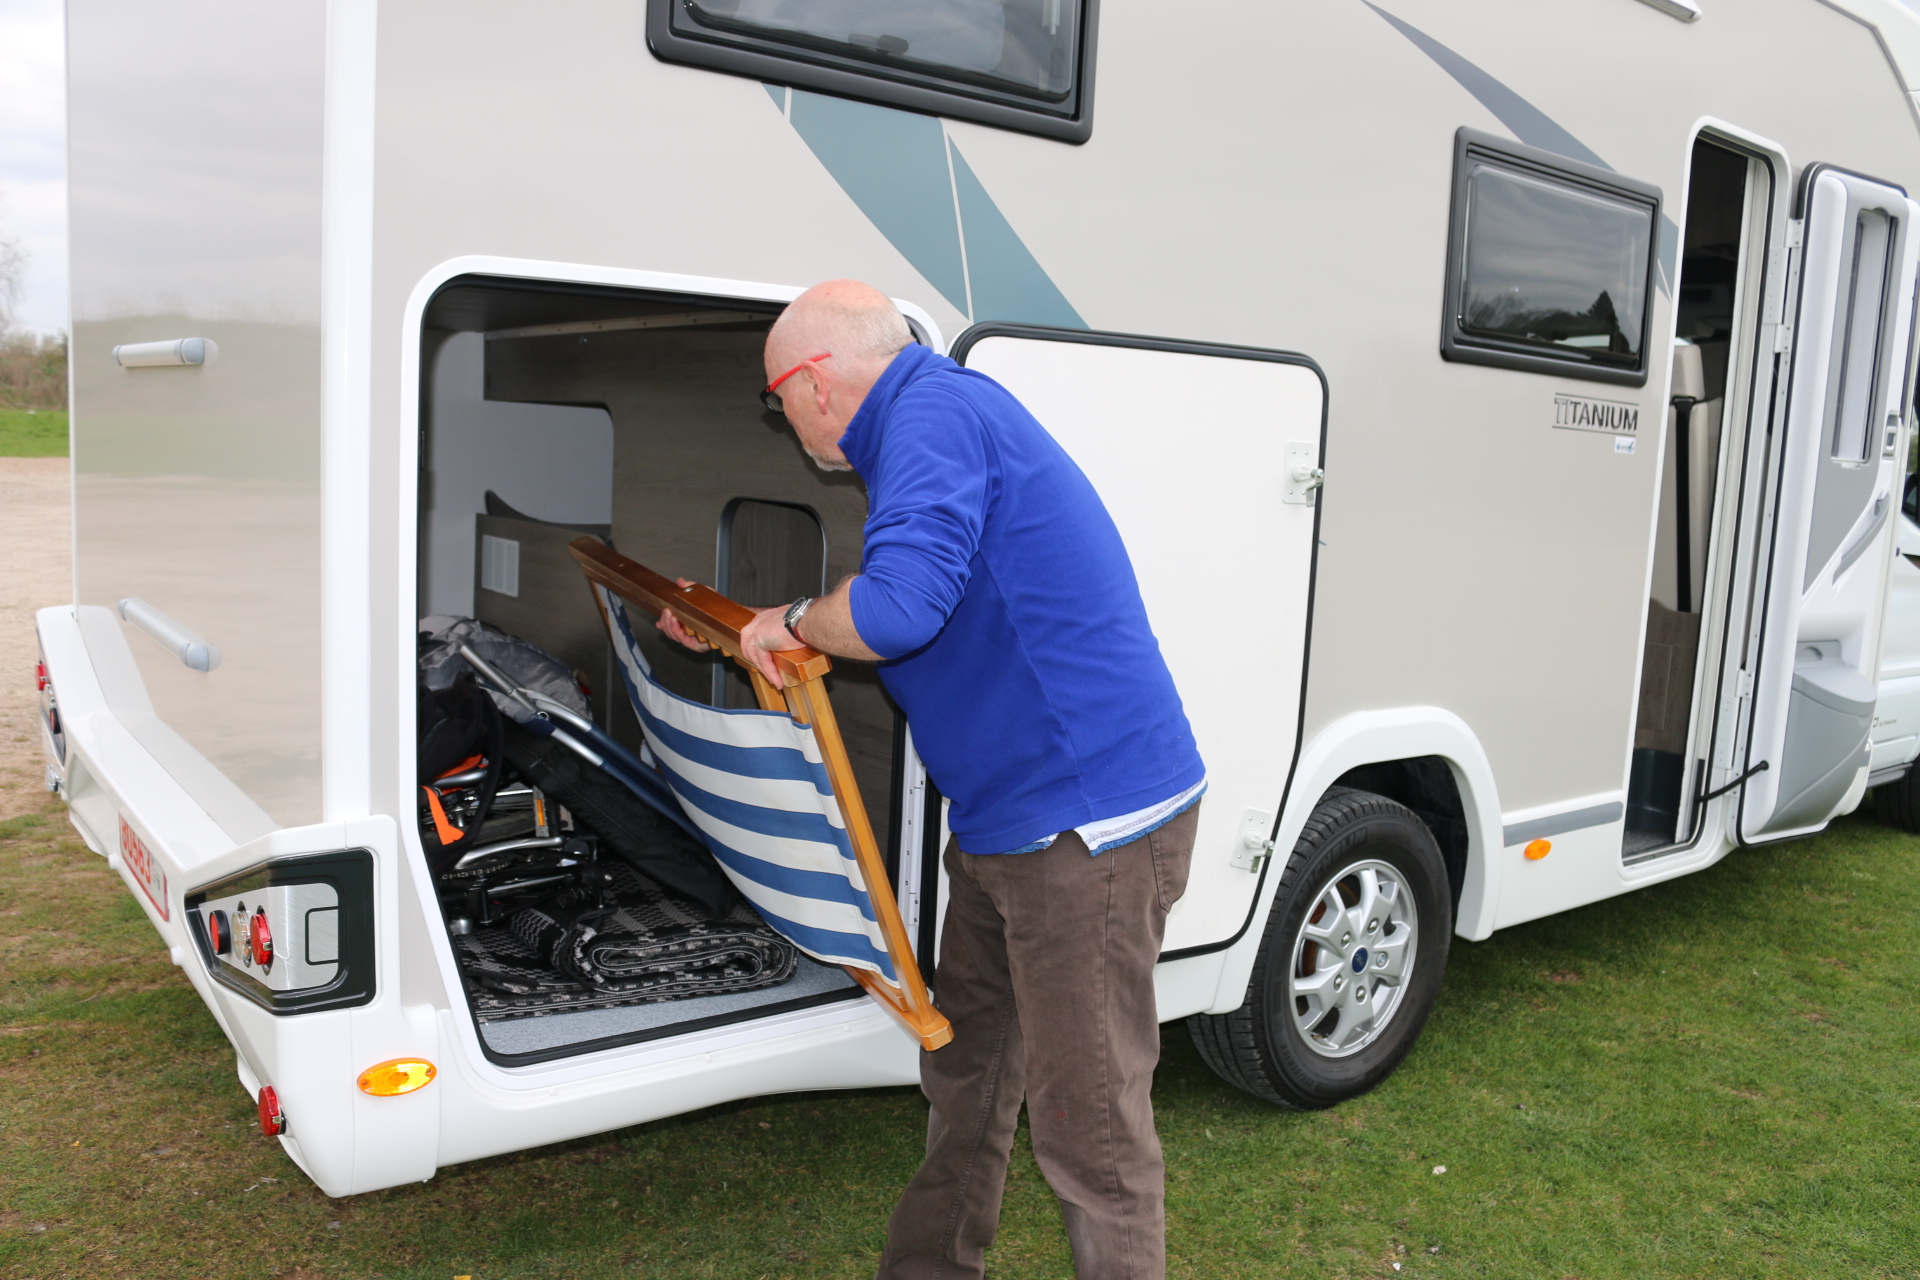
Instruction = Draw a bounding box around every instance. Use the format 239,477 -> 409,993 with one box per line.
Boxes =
41,0 -> 1920,1194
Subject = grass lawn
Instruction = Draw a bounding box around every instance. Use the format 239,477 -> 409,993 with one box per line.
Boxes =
2,794 -> 1917,1280
0,409 -> 69,457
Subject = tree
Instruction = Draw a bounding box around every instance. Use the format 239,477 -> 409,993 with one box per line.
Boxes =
0,224 -> 23,334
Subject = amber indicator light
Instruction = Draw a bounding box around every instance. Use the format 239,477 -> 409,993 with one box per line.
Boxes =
358,1058 -> 437,1097
1524,839 -> 1552,860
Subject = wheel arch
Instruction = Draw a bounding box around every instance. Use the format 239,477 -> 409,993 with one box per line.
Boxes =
1205,707 -> 1502,1016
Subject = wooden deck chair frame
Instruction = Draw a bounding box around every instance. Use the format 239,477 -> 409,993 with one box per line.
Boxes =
569,537 -> 953,1052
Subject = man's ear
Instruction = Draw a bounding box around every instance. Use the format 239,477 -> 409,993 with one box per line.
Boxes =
808,365 -> 833,417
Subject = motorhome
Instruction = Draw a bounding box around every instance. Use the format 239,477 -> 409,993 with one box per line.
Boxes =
39,0 -> 1920,1195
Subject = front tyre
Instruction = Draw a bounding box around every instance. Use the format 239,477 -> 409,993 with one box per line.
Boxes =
1188,786 -> 1451,1109
1872,766 -> 1920,833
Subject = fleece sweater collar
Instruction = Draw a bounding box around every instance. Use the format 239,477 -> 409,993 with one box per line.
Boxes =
838,343 -> 945,479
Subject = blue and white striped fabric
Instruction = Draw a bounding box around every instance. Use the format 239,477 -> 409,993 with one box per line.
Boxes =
596,586 -> 898,985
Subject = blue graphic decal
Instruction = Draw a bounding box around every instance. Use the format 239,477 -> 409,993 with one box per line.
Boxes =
949,144 -> 1085,328
772,85 -> 1086,327
1363,4 -> 1676,293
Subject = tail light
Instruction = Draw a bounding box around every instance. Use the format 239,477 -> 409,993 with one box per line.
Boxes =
185,850 -> 374,1014
36,647 -> 64,767
257,1085 -> 286,1136
249,909 -> 274,973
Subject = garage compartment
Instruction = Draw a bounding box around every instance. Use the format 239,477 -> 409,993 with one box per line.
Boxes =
417,276 -> 915,1064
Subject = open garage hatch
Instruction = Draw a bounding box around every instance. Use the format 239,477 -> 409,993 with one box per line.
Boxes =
415,275 -> 936,1065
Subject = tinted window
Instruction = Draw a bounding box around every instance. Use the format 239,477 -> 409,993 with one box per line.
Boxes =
1904,425 -> 1919,526
1461,165 -> 1652,365
1441,130 -> 1661,387
651,0 -> 1094,142
1829,209 -> 1895,462
686,0 -> 1078,101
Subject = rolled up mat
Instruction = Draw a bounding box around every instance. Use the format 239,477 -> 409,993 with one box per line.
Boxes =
500,717 -> 739,918
504,861 -> 796,995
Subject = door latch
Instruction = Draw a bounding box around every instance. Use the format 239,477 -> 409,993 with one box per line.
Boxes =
1283,442 -> 1322,505
1232,809 -> 1276,871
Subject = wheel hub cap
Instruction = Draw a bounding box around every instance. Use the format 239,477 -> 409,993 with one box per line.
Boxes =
1285,858 -> 1419,1059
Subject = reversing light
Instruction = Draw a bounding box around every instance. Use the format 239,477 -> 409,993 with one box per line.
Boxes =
357,1058 -> 437,1097
1524,839 -> 1552,860
257,1084 -> 286,1136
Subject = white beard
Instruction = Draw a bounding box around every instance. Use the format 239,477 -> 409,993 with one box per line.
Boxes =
808,451 -> 853,473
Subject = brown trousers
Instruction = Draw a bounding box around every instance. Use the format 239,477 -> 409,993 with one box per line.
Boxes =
876,803 -> 1199,1280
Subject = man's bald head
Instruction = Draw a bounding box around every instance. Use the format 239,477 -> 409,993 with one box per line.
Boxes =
762,280 -> 914,473
766,279 -> 912,381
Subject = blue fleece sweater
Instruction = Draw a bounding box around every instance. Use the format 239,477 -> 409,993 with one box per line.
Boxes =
842,344 -> 1204,854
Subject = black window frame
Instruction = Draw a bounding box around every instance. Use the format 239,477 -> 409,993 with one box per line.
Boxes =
1441,127 -> 1662,388
646,0 -> 1099,144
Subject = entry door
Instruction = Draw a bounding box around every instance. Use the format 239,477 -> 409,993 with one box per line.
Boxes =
1739,166 -> 1920,840
954,325 -> 1324,953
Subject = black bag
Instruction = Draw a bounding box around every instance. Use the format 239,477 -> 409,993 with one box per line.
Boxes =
501,717 -> 738,918
417,672 -> 505,868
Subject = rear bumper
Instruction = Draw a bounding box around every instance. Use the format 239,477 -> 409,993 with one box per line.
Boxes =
31,605 -> 921,1196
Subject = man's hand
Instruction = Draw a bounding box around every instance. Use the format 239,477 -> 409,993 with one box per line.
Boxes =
655,579 -> 713,652
655,578 -> 806,685
739,606 -> 807,685
656,576 -> 882,685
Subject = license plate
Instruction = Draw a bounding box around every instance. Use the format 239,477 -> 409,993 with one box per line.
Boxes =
119,818 -> 171,921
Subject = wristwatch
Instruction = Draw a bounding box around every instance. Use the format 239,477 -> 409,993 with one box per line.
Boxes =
782,596 -> 815,640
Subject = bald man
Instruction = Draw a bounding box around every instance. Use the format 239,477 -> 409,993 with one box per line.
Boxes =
659,281 -> 1205,1280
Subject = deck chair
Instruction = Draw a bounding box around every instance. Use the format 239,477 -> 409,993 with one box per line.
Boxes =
569,537 -> 952,1051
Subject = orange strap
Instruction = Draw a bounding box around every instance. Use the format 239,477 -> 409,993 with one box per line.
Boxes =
420,785 -> 464,847
436,754 -> 484,780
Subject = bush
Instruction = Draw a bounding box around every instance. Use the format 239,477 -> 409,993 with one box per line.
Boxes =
0,331 -> 67,410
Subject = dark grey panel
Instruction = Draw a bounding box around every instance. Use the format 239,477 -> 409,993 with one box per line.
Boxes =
1502,801 -> 1625,847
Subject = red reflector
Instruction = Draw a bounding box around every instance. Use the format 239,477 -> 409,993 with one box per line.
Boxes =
257,1084 -> 286,1136
207,909 -> 231,955
35,661 -> 49,692
249,910 -> 273,973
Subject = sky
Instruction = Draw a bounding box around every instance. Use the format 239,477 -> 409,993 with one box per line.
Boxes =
0,0 -> 66,336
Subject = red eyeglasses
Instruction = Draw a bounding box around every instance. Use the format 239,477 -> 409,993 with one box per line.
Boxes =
761,353 -> 830,413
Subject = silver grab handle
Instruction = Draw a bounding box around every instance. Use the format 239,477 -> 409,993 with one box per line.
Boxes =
113,337 -> 218,368
118,598 -> 223,671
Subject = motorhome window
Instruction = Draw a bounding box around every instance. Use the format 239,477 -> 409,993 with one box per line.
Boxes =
1905,429 -> 1920,525
1829,208 -> 1896,463
648,0 -> 1093,143
1442,132 -> 1660,386
1460,167 -> 1651,362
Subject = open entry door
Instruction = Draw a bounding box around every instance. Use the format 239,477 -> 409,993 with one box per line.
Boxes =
951,325 -> 1325,954
1738,166 -> 1920,841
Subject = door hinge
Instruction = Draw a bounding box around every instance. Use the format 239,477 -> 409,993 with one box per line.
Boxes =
1785,219 -> 1804,250
1738,668 -> 1754,698
1232,808 -> 1276,871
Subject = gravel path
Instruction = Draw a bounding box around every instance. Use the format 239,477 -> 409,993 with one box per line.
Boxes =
0,456 -> 70,818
